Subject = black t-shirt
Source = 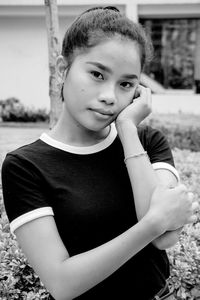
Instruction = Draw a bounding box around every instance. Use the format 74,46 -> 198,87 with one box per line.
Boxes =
2,124 -> 179,300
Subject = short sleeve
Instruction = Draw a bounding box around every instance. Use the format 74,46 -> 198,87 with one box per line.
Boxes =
139,125 -> 179,181
1,154 -> 54,234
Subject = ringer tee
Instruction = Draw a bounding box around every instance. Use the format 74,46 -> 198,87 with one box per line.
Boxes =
2,123 -> 179,300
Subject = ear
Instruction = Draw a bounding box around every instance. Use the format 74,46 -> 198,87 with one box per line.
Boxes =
56,55 -> 67,79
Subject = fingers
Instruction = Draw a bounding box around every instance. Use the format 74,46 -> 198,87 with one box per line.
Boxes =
188,214 -> 198,224
136,85 -> 151,97
172,185 -> 199,225
176,183 -> 187,193
188,191 -> 194,200
192,201 -> 199,212
134,85 -> 152,111
134,85 -> 140,99
188,199 -> 199,224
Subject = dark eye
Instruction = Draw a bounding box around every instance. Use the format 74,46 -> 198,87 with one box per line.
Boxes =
121,82 -> 134,89
91,71 -> 104,80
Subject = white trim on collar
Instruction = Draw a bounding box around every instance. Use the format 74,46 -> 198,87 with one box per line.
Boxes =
40,123 -> 117,154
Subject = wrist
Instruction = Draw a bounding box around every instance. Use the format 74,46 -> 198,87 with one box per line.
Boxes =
116,118 -> 136,130
135,213 -> 165,244
143,211 -> 166,237
115,119 -> 137,139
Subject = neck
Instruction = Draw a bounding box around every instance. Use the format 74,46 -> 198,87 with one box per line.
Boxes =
49,110 -> 110,147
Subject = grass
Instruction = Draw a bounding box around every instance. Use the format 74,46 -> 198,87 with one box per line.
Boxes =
146,112 -> 200,128
0,123 -> 48,166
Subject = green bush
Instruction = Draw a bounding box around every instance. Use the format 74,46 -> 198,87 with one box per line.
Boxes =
0,98 -> 49,123
146,113 -> 200,152
0,134 -> 49,299
0,187 -> 50,299
167,149 -> 200,300
168,223 -> 200,300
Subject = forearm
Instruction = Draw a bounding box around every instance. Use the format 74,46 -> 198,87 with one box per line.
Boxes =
52,215 -> 162,300
152,228 -> 182,249
117,120 -> 157,220
116,121 -> 182,249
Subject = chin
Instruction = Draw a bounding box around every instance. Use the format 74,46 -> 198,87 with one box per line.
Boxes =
83,121 -> 112,133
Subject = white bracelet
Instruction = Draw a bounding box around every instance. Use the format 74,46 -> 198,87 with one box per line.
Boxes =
124,151 -> 149,164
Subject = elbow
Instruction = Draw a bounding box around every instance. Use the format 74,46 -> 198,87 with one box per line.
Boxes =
50,287 -> 72,300
152,239 -> 166,250
152,240 -> 175,250
152,228 -> 181,250
49,282 -> 74,300
152,235 -> 179,250
49,272 -> 85,300
44,275 -> 74,300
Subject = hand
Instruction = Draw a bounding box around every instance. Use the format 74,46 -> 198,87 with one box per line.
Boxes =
116,85 -> 152,127
147,184 -> 199,233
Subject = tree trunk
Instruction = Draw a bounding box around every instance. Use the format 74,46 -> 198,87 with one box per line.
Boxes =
194,20 -> 200,93
44,0 -> 62,128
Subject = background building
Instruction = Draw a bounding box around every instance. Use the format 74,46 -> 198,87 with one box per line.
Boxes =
0,0 -> 200,110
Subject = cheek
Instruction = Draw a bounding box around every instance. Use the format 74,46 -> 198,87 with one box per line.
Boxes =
116,88 -> 136,115
116,100 -> 130,116
119,94 -> 134,109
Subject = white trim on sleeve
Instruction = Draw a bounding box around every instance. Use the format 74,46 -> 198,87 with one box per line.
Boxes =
10,207 -> 54,234
152,162 -> 180,182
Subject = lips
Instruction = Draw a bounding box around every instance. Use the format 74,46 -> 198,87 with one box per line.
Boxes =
90,108 -> 114,116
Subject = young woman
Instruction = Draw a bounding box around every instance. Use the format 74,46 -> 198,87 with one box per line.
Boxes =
2,6 -> 198,300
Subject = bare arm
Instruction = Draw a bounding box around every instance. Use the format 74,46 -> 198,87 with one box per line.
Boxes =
116,85 -> 183,249
153,169 -> 182,249
15,180 -> 196,299
15,212 -> 163,300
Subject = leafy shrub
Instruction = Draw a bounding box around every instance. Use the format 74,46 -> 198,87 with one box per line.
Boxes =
0,186 -> 50,299
167,149 -> 200,300
146,113 -> 200,152
168,223 -> 200,300
0,98 -> 49,123
0,194 -> 48,299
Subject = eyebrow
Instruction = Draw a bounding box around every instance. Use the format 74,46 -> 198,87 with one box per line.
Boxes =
86,61 -> 138,80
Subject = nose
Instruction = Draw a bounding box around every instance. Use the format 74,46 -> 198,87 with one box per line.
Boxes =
98,84 -> 116,105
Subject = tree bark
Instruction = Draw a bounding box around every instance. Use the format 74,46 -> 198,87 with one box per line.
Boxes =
44,0 -> 62,128
194,20 -> 200,93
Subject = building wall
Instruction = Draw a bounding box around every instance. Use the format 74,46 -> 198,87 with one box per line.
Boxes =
0,15 -> 47,109
0,13 -> 76,110
0,1 -> 199,109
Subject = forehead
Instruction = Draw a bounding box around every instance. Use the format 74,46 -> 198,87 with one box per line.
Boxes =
74,37 -> 141,75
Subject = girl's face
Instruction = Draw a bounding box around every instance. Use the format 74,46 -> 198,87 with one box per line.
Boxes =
62,36 -> 141,133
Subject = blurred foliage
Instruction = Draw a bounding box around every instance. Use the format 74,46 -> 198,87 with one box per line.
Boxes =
141,19 -> 197,89
0,187 -> 50,299
146,113 -> 200,152
0,98 -> 49,123
167,149 -> 200,300
0,191 -> 47,299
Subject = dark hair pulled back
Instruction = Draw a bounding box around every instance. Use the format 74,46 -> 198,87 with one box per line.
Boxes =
61,6 -> 153,71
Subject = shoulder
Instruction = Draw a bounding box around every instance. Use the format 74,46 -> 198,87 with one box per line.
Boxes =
1,139 -> 48,184
137,124 -> 166,149
8,138 -> 47,157
1,140 -> 54,233
137,124 -> 175,166
2,138 -> 53,168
